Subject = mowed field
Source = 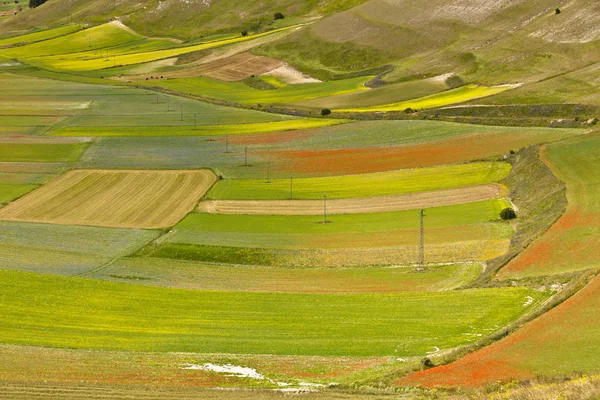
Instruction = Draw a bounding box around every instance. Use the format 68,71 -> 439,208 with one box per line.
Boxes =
0,169 -> 217,228
0,269 -> 546,356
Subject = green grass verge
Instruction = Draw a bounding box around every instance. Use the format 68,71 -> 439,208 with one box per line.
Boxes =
0,143 -> 89,162
0,183 -> 38,203
53,119 -> 347,137
208,162 -> 511,200
0,269 -> 546,356
93,257 -> 483,293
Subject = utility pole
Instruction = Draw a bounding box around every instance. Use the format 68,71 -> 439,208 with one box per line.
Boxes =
166,96 -> 170,112
113,55 -> 116,67
266,161 -> 271,183
156,93 -> 159,104
289,176 -> 293,199
225,135 -> 229,153
180,105 -> 183,121
418,209 -> 426,271
244,146 -> 248,166
194,113 -> 197,130
323,193 -> 327,224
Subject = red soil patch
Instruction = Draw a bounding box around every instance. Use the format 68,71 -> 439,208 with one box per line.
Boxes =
397,275 -> 600,388
266,132 -> 542,175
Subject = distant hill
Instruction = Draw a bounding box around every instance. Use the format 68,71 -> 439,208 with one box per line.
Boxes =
0,0 -> 367,39
255,0 -> 600,86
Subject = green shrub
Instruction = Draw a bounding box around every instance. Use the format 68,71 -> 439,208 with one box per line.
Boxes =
321,108 -> 331,116
500,207 -> 517,220
274,12 -> 285,20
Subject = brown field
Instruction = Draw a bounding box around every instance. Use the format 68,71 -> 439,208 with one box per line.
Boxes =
0,169 -> 217,229
197,184 -> 506,215
120,53 -> 283,81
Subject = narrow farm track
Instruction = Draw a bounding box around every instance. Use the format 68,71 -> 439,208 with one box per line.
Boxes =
197,184 -> 506,215
0,169 -> 217,229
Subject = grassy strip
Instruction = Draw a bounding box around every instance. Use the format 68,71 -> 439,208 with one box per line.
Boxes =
52,119 -> 347,137
209,162 -> 511,200
94,258 -> 483,293
0,143 -> 89,162
0,269 -> 545,356
0,25 -> 83,48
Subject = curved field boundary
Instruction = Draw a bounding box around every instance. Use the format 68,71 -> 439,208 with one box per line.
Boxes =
0,169 -> 217,229
499,133 -> 600,278
397,273 -> 600,388
198,184 -> 507,215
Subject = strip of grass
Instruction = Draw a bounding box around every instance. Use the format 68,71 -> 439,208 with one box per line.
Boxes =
0,269 -> 546,356
53,119 -> 347,137
0,25 -> 82,47
94,257 -> 483,293
208,162 -> 511,200
0,143 -> 89,162
0,184 -> 38,203
148,75 -> 371,105
340,85 -> 515,112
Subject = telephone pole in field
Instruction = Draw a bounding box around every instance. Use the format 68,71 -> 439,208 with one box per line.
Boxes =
417,209 -> 425,271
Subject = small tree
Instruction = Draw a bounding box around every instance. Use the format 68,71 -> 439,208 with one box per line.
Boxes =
274,12 -> 285,20
241,30 -> 248,37
421,357 -> 434,370
28,0 -> 46,8
500,207 -> 517,220
555,8 -> 561,14
320,108 -> 331,116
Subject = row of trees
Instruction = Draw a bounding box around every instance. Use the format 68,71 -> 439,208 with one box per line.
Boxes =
28,0 -> 46,8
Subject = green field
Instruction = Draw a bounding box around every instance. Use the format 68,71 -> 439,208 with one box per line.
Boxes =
53,118 -> 346,137
6,24 -> 302,71
0,142 -> 89,162
93,257 -> 483,293
170,199 -> 511,247
209,162 -> 511,199
0,25 -> 82,47
499,133 -> 600,278
0,269 -> 546,356
149,75 -> 371,105
0,221 -> 160,275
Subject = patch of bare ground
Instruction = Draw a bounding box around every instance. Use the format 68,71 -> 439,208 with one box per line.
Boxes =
198,184 -> 506,215
263,64 -> 322,84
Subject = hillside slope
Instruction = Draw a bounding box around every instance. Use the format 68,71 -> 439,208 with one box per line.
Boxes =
255,0 -> 600,83
0,0 -> 367,40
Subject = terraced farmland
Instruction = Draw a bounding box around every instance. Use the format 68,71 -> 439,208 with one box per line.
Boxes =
0,169 -> 217,228
0,13 -> 599,400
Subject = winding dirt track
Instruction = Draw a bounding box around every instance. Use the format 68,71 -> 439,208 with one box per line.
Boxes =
0,169 -> 217,229
198,184 -> 506,215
